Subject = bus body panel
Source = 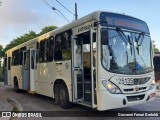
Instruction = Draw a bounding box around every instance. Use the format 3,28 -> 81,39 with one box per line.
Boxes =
11,65 -> 23,89
98,87 -> 156,110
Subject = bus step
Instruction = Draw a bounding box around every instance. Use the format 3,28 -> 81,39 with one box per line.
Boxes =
84,92 -> 97,103
84,79 -> 91,82
77,101 -> 92,107
84,82 -> 96,92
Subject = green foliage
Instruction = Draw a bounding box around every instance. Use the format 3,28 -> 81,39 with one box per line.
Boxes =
0,45 -> 2,51
4,30 -> 37,52
154,48 -> 159,53
3,25 -> 57,54
39,26 -> 57,35
0,45 -> 4,59
0,25 -> 57,82
153,41 -> 160,53
0,77 -> 3,82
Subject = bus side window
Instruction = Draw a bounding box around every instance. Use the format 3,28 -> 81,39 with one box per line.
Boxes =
19,47 -> 26,65
44,40 -> 49,62
31,50 -> 35,69
61,32 -> 71,60
39,40 -> 50,63
54,35 -> 62,60
8,57 -> 11,70
36,42 -> 39,63
39,40 -> 45,63
49,36 -> 54,62
12,49 -> 20,66
24,51 -> 29,70
54,30 -> 72,61
12,52 -> 14,65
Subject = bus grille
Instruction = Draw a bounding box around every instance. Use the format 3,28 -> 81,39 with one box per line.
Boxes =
132,77 -> 150,85
127,94 -> 145,102
123,87 -> 147,92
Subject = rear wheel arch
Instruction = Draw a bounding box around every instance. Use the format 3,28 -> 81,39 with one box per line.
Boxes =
13,76 -> 19,93
53,79 -> 73,108
13,76 -> 18,84
53,79 -> 66,104
53,79 -> 67,94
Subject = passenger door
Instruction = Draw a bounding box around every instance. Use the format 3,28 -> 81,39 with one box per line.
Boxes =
71,36 -> 84,102
7,57 -> 11,85
22,51 -> 30,90
30,48 -> 36,91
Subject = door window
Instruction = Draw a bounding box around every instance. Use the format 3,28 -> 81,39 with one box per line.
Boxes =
31,50 -> 35,69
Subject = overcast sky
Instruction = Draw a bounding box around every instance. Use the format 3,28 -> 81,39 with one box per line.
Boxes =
0,0 -> 160,49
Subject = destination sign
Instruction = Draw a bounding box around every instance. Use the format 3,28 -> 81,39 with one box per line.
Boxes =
100,12 -> 149,33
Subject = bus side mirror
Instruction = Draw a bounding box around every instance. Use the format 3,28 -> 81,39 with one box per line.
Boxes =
94,21 -> 108,27
71,35 -> 78,40
71,35 -> 81,46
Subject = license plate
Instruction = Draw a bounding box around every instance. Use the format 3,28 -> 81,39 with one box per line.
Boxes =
117,78 -> 134,85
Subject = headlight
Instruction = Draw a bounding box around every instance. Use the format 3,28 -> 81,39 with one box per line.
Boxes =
152,80 -> 155,84
102,80 -> 122,94
149,80 -> 156,90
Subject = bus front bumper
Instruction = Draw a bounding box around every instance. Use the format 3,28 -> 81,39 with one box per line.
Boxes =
98,88 -> 156,111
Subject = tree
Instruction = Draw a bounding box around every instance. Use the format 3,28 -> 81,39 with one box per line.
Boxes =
39,26 -> 57,35
3,25 -> 57,54
4,30 -> 37,52
0,45 -> 2,51
153,41 -> 160,53
0,45 -> 4,59
154,48 -> 159,53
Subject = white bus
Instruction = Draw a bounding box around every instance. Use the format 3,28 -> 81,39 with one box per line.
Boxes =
4,11 -> 156,110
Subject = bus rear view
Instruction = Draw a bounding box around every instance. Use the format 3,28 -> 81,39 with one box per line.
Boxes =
97,12 -> 156,110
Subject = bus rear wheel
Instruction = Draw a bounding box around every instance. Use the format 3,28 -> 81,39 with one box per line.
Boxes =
14,78 -> 19,93
59,83 -> 73,109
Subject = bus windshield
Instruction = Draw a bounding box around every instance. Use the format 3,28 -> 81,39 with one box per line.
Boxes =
101,29 -> 153,75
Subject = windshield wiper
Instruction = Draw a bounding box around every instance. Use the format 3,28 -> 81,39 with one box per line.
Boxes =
135,32 -> 145,55
116,27 -> 133,55
116,27 -> 132,45
136,32 -> 145,46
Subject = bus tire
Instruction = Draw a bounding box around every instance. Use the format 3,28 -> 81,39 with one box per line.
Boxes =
14,78 -> 19,93
54,84 -> 60,105
59,83 -> 73,109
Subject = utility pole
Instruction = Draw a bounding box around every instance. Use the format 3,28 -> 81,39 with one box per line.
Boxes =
75,3 -> 78,20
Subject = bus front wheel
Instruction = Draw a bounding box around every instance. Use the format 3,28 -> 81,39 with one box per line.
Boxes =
59,83 -> 73,109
